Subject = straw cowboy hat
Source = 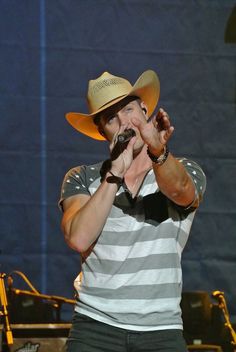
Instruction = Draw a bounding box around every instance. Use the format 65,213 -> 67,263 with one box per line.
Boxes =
66,69 -> 160,140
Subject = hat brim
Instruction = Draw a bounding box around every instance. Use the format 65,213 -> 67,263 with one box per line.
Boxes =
66,70 -> 160,141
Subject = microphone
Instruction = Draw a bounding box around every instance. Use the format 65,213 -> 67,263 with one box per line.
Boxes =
212,290 -> 224,298
117,129 -> 136,143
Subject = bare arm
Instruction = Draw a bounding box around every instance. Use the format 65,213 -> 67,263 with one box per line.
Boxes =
152,152 -> 197,207
61,138 -> 136,253
132,108 -> 197,207
61,177 -> 119,253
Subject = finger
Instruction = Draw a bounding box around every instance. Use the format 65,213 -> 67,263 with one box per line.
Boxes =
131,117 -> 150,139
159,126 -> 174,144
126,136 -> 136,150
131,116 -> 144,129
151,116 -> 159,129
156,110 -> 171,130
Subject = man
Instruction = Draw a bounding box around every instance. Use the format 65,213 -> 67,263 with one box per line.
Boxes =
59,70 -> 206,352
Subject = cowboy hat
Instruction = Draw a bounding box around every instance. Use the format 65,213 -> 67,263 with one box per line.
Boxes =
66,69 -> 160,140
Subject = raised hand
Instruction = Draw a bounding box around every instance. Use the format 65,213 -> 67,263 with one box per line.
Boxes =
132,108 -> 174,154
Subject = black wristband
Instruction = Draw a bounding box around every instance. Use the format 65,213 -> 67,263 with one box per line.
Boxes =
147,145 -> 169,165
106,171 -> 124,187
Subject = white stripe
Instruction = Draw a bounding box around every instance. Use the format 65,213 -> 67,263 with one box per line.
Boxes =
90,238 -> 177,261
83,268 -> 182,289
103,206 -> 193,234
79,294 -> 180,314
103,213 -> 181,233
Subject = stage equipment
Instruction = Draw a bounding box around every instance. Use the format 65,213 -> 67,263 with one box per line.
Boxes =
188,344 -> 222,351
8,287 -> 75,323
1,270 -> 76,351
6,271 -> 76,324
0,273 -> 13,347
0,323 -> 71,352
181,291 -> 223,347
181,292 -> 212,339
212,291 -> 236,352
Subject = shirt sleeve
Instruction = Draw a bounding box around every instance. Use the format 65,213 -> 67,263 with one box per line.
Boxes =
58,165 -> 90,210
177,158 -> 207,210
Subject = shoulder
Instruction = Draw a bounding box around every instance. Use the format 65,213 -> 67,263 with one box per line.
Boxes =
177,157 -> 207,206
59,161 -> 103,209
178,157 -> 206,184
64,161 -> 103,182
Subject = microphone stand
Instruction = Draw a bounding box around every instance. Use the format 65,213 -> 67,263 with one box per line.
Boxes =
214,292 -> 236,351
9,288 -> 76,322
0,273 -> 13,346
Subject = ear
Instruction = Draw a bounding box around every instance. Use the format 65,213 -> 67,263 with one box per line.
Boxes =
140,102 -> 148,119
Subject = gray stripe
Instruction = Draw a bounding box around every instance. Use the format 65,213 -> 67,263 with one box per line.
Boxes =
76,304 -> 182,327
80,282 -> 181,300
98,222 -> 186,246
83,253 -> 181,275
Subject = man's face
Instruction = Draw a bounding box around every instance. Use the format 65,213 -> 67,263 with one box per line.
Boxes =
97,99 -> 148,148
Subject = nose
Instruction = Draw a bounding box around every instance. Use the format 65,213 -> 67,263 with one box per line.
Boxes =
117,111 -> 129,127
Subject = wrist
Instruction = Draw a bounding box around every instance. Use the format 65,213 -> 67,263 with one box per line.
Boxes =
147,144 -> 165,156
109,168 -> 124,179
147,145 -> 169,165
106,171 -> 124,188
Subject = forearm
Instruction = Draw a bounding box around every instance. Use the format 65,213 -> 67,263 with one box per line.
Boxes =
152,152 -> 196,207
63,174 -> 118,252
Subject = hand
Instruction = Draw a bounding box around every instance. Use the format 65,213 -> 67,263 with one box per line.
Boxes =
132,108 -> 174,155
109,128 -> 136,177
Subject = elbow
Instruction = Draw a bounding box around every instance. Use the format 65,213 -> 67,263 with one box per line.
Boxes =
62,216 -> 90,253
63,223 -> 93,253
61,210 -> 100,253
64,231 -> 91,253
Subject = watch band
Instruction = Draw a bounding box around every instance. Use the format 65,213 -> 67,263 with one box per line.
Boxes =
106,171 -> 124,187
147,145 -> 169,165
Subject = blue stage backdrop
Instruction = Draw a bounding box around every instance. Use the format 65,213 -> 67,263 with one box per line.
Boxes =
0,1 -> 236,322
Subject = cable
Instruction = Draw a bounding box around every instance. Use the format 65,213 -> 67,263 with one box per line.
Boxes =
7,270 -> 40,294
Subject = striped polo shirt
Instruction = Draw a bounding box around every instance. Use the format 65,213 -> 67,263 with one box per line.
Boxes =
60,158 -> 206,331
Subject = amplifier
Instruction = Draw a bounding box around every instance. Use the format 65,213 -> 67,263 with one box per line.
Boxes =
1,323 -> 71,352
